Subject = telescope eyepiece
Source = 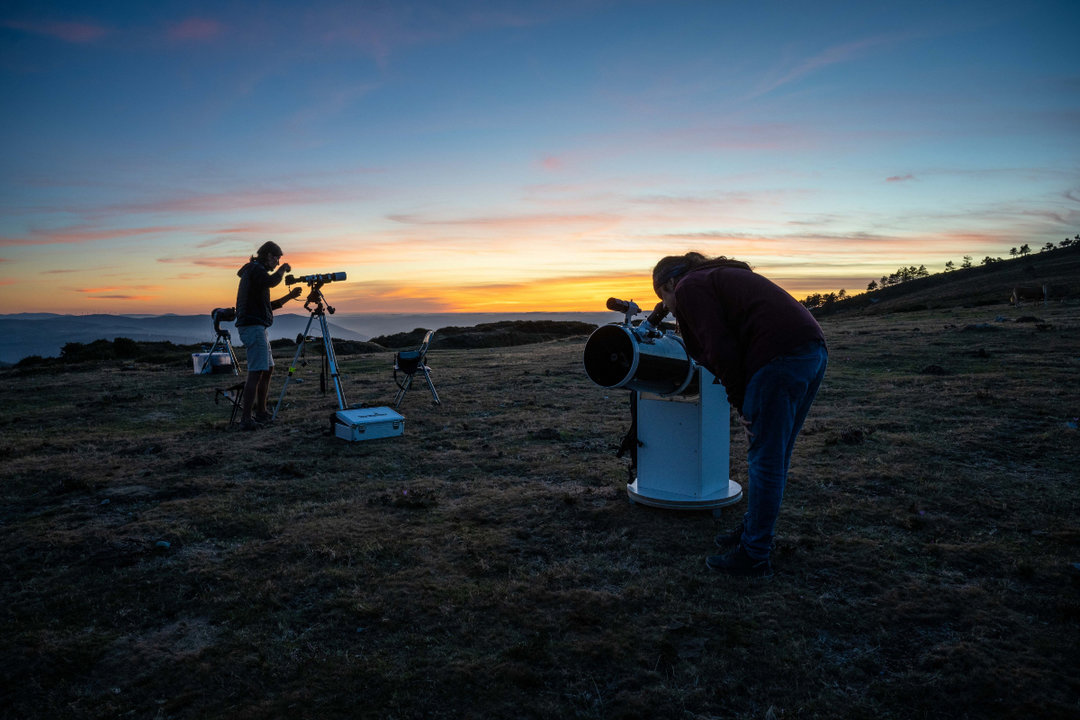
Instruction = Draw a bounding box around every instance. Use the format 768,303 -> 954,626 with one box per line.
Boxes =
645,301 -> 668,328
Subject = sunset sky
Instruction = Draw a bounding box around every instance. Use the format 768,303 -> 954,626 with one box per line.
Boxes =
2,1 -> 1078,315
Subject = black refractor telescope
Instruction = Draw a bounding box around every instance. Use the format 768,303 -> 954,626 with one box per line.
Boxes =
285,272 -> 347,286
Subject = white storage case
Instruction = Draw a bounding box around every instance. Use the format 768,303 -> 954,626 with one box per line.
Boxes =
192,352 -> 233,374
332,407 -> 405,442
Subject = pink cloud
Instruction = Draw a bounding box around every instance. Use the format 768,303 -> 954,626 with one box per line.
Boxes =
539,155 -> 564,171
105,186 -> 359,215
0,225 -> 181,247
168,17 -> 223,41
2,19 -> 109,43
83,294 -> 158,301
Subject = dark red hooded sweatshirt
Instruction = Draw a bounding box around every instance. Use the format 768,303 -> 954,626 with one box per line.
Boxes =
673,265 -> 825,411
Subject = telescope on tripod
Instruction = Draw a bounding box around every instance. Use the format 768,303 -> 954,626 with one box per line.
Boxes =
272,272 -> 350,419
582,297 -> 742,510
271,271 -> 407,441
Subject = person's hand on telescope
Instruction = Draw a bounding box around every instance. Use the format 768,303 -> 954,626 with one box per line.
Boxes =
280,262 -> 292,273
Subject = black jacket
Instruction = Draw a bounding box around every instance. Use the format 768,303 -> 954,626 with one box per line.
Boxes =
235,260 -> 283,327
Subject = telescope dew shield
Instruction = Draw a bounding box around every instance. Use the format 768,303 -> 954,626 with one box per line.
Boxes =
583,324 -> 696,396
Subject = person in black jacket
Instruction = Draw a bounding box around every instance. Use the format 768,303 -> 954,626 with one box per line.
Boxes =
235,242 -> 300,430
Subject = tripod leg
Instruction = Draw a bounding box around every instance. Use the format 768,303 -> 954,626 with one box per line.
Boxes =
318,313 -> 348,409
201,337 -> 222,374
422,366 -> 440,406
226,338 -> 240,376
272,313 -> 317,420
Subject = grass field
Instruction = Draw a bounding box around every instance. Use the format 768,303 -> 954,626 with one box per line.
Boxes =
2,302 -> 1078,719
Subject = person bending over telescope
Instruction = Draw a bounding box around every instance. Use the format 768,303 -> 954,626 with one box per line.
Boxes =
652,252 -> 827,577
235,241 -> 302,431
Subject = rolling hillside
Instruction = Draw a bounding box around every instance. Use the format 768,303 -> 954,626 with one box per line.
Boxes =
822,243 -> 1080,315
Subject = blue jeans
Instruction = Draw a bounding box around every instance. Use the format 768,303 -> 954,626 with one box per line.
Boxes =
739,342 -> 828,560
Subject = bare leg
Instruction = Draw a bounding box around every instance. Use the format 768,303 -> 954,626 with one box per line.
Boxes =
240,370 -> 262,422
255,367 -> 273,415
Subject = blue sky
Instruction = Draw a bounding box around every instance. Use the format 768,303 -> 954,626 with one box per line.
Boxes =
2,0 -> 1077,314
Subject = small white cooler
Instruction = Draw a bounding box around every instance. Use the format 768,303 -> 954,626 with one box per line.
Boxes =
192,352 -> 234,374
332,407 -> 405,442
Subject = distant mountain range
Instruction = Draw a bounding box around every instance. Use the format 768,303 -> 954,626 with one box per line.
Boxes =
0,313 -> 368,365
0,311 -> 620,365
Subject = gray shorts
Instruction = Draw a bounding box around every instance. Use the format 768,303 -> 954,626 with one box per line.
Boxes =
238,325 -> 274,371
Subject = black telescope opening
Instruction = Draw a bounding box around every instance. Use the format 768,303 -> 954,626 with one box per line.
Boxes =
583,325 -> 636,387
583,324 -> 696,395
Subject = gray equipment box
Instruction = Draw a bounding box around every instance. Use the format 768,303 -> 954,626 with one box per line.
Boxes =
192,352 -> 234,374
332,407 -> 405,442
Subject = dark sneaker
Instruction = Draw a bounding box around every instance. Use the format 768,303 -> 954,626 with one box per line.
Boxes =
706,545 -> 773,578
714,521 -> 745,551
239,418 -> 262,432
254,411 -> 274,424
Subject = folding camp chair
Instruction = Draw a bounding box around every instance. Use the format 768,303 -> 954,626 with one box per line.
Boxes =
214,382 -> 245,425
393,329 -> 440,409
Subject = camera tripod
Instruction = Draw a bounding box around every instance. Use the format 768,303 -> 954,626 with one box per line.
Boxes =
201,308 -> 241,376
272,282 -> 348,420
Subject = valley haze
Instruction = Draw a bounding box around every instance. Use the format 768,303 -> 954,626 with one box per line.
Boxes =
0,312 -> 623,364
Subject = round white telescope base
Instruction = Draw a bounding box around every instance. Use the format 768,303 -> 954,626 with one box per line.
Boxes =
627,479 -> 743,510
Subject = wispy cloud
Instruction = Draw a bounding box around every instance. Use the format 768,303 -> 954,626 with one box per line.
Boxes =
72,284 -> 161,302
887,174 -> 916,182
751,33 -> 909,98
317,3 -> 553,66
79,294 -> 158,301
388,211 -> 621,230
0,225 -> 181,247
103,186 -> 364,215
2,19 -> 110,43
168,17 -> 223,42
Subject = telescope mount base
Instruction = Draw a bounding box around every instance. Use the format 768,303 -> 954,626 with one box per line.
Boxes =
627,478 -> 743,511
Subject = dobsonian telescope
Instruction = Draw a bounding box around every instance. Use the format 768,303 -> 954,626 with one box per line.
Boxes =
582,297 -> 742,510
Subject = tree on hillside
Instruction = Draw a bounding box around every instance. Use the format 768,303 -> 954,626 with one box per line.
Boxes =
1010,247 -> 1018,257
961,256 -> 973,268
981,256 -> 1002,265
1019,243 -> 1031,256
1043,242 -> 1056,252
867,279 -> 878,291
945,260 -> 955,272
